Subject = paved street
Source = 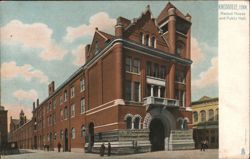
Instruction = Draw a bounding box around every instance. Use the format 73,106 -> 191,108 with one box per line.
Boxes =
1,149 -> 218,159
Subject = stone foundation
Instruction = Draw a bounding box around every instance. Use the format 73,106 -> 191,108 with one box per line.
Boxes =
85,129 -> 151,154
168,129 -> 195,150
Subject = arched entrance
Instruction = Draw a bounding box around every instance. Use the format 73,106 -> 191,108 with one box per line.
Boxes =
149,118 -> 165,151
88,122 -> 94,151
64,128 -> 68,151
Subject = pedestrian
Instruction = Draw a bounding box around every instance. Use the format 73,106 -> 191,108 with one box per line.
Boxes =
57,142 -> 61,152
100,143 -> 105,157
107,142 -> 111,156
200,140 -> 204,151
204,139 -> 208,151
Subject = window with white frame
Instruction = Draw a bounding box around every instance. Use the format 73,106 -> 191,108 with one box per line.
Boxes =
151,36 -> 156,48
133,117 -> 140,129
70,87 -> 75,98
140,32 -> 144,44
81,125 -> 86,137
145,34 -> 149,46
133,59 -> 140,73
134,82 -> 140,102
71,104 -> 75,117
64,90 -> 67,102
125,57 -> 132,72
60,109 -> 63,120
64,106 -> 68,119
193,111 -> 198,122
80,79 -> 85,92
60,130 -> 63,140
126,116 -> 132,129
80,98 -> 85,114
60,96 -> 63,105
71,128 -> 75,139
201,110 -> 206,122
125,80 -> 132,101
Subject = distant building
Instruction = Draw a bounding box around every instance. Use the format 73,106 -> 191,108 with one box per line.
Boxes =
9,110 -> 32,149
191,96 -> 219,148
0,106 -> 8,149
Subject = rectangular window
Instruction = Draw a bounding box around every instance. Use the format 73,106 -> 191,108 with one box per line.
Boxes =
71,104 -> 75,117
160,66 -> 166,79
134,82 -> 140,102
80,79 -> 85,92
154,63 -> 159,77
60,109 -> 63,120
49,103 -> 52,111
146,62 -> 151,76
133,59 -> 140,73
53,100 -> 56,110
70,87 -> 75,98
64,91 -> 67,102
125,57 -> 132,72
60,96 -> 63,105
64,107 -> 68,119
81,98 -> 85,114
125,80 -> 132,101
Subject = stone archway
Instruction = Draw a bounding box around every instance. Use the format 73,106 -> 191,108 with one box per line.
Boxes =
144,108 -> 177,151
149,118 -> 165,151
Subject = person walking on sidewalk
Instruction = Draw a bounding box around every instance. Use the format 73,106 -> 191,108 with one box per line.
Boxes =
57,142 -> 62,152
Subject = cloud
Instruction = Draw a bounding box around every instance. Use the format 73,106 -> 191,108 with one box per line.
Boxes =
192,56 -> 218,89
191,37 -> 205,65
71,44 -> 86,66
64,12 -> 116,43
1,61 -> 49,84
13,89 -> 38,101
2,104 -> 33,131
1,20 -> 66,60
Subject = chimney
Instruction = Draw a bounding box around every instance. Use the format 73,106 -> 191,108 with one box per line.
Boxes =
167,7 -> 176,54
33,102 -> 36,111
48,81 -> 55,96
115,17 -> 124,38
36,98 -> 39,107
85,44 -> 91,61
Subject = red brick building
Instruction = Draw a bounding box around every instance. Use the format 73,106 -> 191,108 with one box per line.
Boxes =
9,3 -> 194,153
0,106 -> 8,149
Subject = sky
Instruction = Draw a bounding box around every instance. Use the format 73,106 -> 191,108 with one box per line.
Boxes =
0,1 -> 218,121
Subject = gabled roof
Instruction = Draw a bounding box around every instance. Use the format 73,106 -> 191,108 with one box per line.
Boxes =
11,119 -> 20,125
157,2 -> 188,25
97,30 -> 114,40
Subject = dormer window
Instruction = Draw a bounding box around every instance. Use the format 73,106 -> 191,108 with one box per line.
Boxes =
140,32 -> 144,44
176,42 -> 185,55
145,34 -> 149,46
151,36 -> 156,48
95,41 -> 99,54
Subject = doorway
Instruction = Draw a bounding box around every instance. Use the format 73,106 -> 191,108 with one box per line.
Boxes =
149,118 -> 165,151
64,128 -> 68,151
88,122 -> 94,150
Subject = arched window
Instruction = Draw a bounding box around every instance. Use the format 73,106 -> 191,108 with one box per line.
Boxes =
60,130 -> 63,140
145,34 -> 149,46
209,109 -> 214,121
215,108 -> 219,121
201,110 -> 206,122
193,111 -> 198,122
183,120 -> 188,130
126,116 -> 132,129
151,36 -> 156,48
71,128 -> 75,139
81,125 -> 86,137
133,117 -> 140,129
140,32 -> 144,44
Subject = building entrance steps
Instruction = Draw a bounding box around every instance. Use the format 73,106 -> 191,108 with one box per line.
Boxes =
167,129 -> 195,150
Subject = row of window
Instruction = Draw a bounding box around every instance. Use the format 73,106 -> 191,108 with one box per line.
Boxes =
125,114 -> 142,129
146,62 -> 166,79
59,98 -> 86,121
125,57 -> 140,74
193,109 -> 219,123
140,33 -> 156,48
47,126 -> 86,142
46,79 -> 85,113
